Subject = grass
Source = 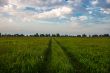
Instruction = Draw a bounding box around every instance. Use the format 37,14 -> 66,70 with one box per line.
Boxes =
47,39 -> 73,73
0,37 -> 110,73
0,37 -> 49,73
55,37 -> 110,73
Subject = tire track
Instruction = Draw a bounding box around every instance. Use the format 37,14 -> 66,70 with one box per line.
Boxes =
49,39 -> 74,73
38,38 -> 52,73
54,38 -> 90,73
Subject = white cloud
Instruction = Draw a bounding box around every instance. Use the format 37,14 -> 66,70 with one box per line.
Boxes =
70,17 -> 78,21
67,0 -> 81,3
8,0 -> 17,4
9,18 -> 13,22
78,16 -> 88,21
3,4 -> 14,11
107,0 -> 110,3
0,0 -> 81,8
33,6 -> 72,19
101,8 -> 110,14
0,4 -> 18,16
70,16 -> 88,22
8,0 -> 23,9
103,10 -> 110,14
91,0 -> 99,6
18,0 -> 64,7
0,0 -> 73,21
88,11 -> 93,14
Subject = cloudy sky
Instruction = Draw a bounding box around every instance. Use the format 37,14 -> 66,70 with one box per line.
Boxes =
0,0 -> 110,35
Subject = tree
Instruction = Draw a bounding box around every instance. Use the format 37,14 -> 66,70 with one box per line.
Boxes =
0,33 -> 1,37
56,33 -> 60,37
52,34 -> 56,37
45,34 -> 50,37
40,34 -> 45,37
77,35 -> 81,37
82,34 -> 87,37
89,35 -> 91,37
34,33 -> 39,37
64,35 -> 68,37
103,34 -> 109,37
19,34 -> 25,37
99,35 -> 103,37
92,34 -> 98,37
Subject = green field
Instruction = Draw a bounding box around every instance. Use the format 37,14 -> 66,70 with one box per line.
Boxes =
0,37 -> 110,73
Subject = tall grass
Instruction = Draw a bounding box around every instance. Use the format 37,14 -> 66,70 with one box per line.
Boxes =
0,37 -> 109,73
47,39 -> 73,73
0,37 -> 49,73
56,37 -> 110,73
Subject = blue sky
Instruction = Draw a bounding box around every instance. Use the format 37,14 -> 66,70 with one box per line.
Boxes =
0,0 -> 110,35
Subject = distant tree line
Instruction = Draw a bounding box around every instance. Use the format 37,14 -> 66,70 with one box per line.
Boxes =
0,33 -> 110,37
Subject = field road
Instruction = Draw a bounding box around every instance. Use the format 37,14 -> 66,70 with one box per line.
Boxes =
54,38 -> 90,73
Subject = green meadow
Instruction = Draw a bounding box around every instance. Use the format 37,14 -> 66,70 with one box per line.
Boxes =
0,37 -> 110,73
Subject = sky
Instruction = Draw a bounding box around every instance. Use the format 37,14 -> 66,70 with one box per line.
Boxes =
0,0 -> 110,35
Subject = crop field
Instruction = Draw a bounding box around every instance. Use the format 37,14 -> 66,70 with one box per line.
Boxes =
0,37 -> 110,73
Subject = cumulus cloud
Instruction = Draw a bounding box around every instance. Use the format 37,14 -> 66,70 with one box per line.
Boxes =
91,0 -> 99,6
15,0 -> 64,7
18,0 -> 81,7
0,6 -> 72,21
0,0 -> 110,34
33,6 -> 72,19
102,8 -> 110,14
0,0 -> 81,9
0,0 -> 74,21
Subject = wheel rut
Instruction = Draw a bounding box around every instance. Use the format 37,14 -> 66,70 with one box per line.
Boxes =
54,39 -> 90,73
38,38 -> 52,73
